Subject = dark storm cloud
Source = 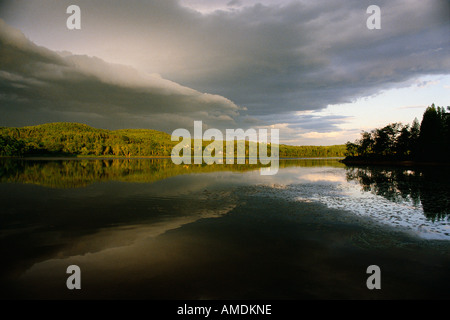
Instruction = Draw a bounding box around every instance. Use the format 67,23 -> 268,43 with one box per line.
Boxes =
287,115 -> 350,132
0,0 -> 449,137
227,0 -> 243,7
178,0 -> 450,116
0,19 -> 242,131
257,112 -> 351,133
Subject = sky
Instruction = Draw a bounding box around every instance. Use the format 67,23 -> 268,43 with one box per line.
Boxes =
0,0 -> 449,145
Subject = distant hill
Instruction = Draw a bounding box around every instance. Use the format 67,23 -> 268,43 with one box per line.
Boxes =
0,122 -> 346,158
0,122 -> 175,157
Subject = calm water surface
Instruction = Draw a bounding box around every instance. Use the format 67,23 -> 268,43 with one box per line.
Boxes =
0,158 -> 449,299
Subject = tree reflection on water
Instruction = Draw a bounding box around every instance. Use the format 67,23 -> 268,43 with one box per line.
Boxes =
345,165 -> 450,221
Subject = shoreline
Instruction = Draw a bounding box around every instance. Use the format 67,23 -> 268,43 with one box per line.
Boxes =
4,155 -> 450,167
0,156 -> 345,161
0,155 -> 173,160
340,158 -> 450,167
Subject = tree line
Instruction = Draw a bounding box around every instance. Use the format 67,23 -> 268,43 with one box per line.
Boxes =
344,104 -> 450,162
0,122 -> 347,158
0,123 -> 175,157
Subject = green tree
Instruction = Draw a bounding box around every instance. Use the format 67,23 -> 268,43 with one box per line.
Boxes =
357,131 -> 374,156
409,117 -> 420,156
418,104 -> 444,160
396,124 -> 411,157
372,123 -> 402,156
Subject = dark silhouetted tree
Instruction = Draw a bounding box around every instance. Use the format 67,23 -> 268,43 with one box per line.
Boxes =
418,104 -> 445,161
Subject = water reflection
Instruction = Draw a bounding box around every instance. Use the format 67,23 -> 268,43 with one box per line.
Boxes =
0,158 -> 344,188
0,158 -> 344,295
1,158 -> 449,299
344,165 -> 450,221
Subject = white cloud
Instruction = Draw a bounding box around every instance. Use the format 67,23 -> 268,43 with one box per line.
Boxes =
299,131 -> 344,139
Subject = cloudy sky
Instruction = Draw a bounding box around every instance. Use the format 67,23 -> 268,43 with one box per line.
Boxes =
0,0 -> 449,145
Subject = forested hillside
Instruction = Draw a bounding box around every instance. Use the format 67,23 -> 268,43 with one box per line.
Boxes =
0,123 -> 175,157
0,122 -> 346,158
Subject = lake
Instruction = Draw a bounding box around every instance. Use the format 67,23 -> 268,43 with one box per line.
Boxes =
0,158 -> 449,299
